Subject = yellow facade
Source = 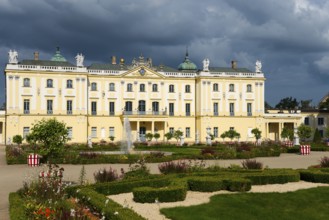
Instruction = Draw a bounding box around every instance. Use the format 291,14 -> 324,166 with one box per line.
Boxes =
2,50 -> 327,145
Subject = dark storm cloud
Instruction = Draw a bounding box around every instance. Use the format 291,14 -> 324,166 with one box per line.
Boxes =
0,0 -> 329,106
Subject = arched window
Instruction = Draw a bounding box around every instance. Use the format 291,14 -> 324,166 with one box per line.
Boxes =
127,83 -> 133,92
66,79 -> 73,88
247,84 -> 252,92
169,84 -> 175,93
91,82 -> 97,91
109,83 -> 115,91
140,83 -> 145,92
213,83 -> 218,92
23,78 -> 30,87
152,84 -> 158,92
46,79 -> 53,88
185,85 -> 191,93
229,84 -> 234,92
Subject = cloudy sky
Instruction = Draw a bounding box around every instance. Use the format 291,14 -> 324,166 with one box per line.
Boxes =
1,0 -> 328,107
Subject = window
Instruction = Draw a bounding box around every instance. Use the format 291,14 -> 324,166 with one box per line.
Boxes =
24,99 -> 30,114
152,102 -> 159,115
318,118 -> 324,126
91,101 -> 97,115
213,83 -> 218,92
47,79 -> 53,88
23,78 -> 30,87
138,100 -> 146,114
109,102 -> 115,115
67,100 -> 73,115
109,127 -> 115,137
185,85 -> 191,93
127,83 -> 133,92
169,103 -> 174,116
230,127 -> 234,130
229,84 -> 234,92
67,80 -> 73,88
247,103 -> 252,116
304,117 -> 310,125
125,101 -> 133,114
214,127 -> 218,138
186,127 -> 190,138
91,82 -> 97,91
47,100 -> 53,114
67,127 -> 72,139
91,127 -> 97,138
229,103 -> 234,116
247,84 -> 252,92
152,84 -> 158,92
213,103 -> 218,116
140,84 -> 145,92
186,103 -> 191,116
169,84 -> 175,93
23,127 -> 29,138
169,127 -> 174,134
109,83 -> 115,91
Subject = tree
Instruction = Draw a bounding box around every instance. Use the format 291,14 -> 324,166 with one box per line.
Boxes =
109,136 -> 115,142
153,133 -> 160,142
164,132 -> 173,142
281,127 -> 294,141
173,130 -> 183,144
29,118 -> 68,161
222,129 -> 240,142
325,127 -> 329,140
264,101 -> 272,110
12,135 -> 23,146
251,128 -> 262,143
297,124 -> 312,143
300,99 -> 312,110
275,97 -> 299,110
145,133 -> 153,142
319,98 -> 329,110
313,128 -> 322,143
220,133 -> 226,142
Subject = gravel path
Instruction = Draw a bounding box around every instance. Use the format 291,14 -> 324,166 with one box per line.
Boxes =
108,181 -> 329,220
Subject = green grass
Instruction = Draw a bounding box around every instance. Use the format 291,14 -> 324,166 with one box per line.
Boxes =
161,187 -> 329,220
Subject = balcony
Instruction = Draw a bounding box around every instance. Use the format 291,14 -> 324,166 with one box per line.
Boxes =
122,110 -> 167,116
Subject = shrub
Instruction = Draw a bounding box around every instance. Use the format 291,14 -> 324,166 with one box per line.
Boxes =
133,185 -> 187,203
158,161 -> 189,174
224,178 -> 252,192
245,172 -> 300,185
320,156 -> 329,168
149,151 -> 165,158
188,178 -> 225,192
124,157 -> 150,179
201,147 -> 216,155
241,159 -> 263,169
300,170 -> 329,183
13,135 -> 23,145
94,167 -> 120,183
79,152 -> 99,159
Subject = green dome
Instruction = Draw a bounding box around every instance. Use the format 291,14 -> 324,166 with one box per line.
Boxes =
178,51 -> 197,70
51,47 -> 67,62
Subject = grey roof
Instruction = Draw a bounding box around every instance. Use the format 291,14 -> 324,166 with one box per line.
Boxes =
88,63 -> 129,70
208,67 -> 252,73
19,60 -> 75,67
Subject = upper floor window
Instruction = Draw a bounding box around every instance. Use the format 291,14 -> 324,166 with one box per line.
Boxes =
318,118 -> 324,126
229,84 -> 234,92
47,100 -> 53,114
67,80 -> 73,88
46,79 -> 53,88
169,84 -> 175,93
152,84 -> 158,92
140,83 -> 145,92
185,85 -> 191,93
23,78 -> 30,87
24,99 -> 30,114
91,82 -> 97,91
213,83 -> 218,92
109,83 -> 115,91
247,84 -> 252,92
304,117 -> 310,125
127,83 -> 133,92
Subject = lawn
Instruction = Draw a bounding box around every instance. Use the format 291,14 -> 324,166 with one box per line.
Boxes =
161,187 -> 329,220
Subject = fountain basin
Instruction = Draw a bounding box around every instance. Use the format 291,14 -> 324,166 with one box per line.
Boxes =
80,151 -> 172,156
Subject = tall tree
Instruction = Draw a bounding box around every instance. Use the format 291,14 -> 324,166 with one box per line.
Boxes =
300,99 -> 312,110
319,98 -> 329,109
275,97 -> 299,109
264,101 -> 272,110
297,124 -> 312,143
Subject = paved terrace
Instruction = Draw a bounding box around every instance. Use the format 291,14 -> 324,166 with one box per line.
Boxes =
1,146 -> 329,220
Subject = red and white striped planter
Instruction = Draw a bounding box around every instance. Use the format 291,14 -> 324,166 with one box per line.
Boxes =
300,145 -> 311,155
27,153 -> 40,167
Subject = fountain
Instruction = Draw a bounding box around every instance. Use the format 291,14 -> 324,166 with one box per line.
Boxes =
121,117 -> 134,154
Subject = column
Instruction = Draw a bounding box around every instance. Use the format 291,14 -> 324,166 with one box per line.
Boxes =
278,122 -> 283,141
151,121 -> 154,133
136,121 -> 140,142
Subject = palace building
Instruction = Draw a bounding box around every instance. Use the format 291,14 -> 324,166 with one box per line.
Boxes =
0,48 -> 326,145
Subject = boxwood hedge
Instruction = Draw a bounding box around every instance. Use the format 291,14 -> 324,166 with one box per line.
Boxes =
133,185 -> 187,203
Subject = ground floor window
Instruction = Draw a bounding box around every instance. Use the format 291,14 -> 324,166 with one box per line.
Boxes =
109,127 -> 115,137
23,127 -> 30,138
186,127 -> 190,138
169,127 -> 174,134
67,127 -> 73,139
91,127 -> 97,138
213,127 -> 218,138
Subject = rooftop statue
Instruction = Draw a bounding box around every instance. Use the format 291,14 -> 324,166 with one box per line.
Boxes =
75,53 -> 84,67
203,58 -> 209,71
8,49 -> 18,64
255,60 -> 262,73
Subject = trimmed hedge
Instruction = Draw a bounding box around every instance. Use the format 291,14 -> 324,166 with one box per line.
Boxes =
188,177 -> 226,192
300,170 -> 329,183
133,185 -> 187,203
72,188 -> 146,220
224,179 -> 252,192
92,177 -> 171,195
9,192 -> 26,220
245,172 -> 300,185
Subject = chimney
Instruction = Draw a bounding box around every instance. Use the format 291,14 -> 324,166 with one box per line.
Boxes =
34,51 -> 39,60
111,56 -> 116,65
231,60 -> 237,69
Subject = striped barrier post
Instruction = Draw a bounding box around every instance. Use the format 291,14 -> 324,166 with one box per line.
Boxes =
300,145 -> 311,155
27,153 -> 40,167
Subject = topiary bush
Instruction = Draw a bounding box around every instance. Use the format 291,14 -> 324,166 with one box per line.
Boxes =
133,185 -> 187,203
